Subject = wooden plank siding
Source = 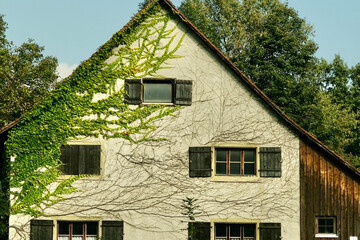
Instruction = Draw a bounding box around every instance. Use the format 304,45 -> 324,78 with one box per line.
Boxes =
300,140 -> 360,240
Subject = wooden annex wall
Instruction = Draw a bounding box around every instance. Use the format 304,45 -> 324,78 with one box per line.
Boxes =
300,140 -> 360,240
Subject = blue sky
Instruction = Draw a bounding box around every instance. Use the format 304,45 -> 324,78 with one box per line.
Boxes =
1,0 -> 359,78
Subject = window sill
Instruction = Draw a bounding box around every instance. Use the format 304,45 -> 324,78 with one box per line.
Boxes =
211,175 -> 260,182
315,233 -> 338,238
141,102 -> 175,106
57,174 -> 104,181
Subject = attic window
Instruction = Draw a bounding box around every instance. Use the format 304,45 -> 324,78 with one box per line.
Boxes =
143,80 -> 173,103
125,78 -> 192,105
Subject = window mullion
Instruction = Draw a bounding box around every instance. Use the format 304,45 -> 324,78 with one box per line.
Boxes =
241,151 -> 244,175
227,225 -> 230,240
84,223 -> 86,240
69,223 -> 72,240
227,150 -> 230,175
241,225 -> 244,240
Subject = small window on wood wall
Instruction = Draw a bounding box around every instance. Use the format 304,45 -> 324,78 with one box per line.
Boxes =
315,216 -> 337,238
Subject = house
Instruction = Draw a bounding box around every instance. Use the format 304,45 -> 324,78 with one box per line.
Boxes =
1,0 -> 360,239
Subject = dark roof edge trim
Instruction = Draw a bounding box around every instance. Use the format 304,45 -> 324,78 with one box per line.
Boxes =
0,118 -> 21,135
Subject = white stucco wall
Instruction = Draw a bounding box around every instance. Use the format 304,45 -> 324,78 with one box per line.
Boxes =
9,8 -> 300,240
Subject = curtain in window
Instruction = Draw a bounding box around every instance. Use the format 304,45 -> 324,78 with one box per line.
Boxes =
86,237 -> 97,240
71,237 -> 83,240
58,237 -> 69,240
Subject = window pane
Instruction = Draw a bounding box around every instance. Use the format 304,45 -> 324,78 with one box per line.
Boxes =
216,163 -> 227,175
72,222 -> 83,235
244,163 -> 255,175
86,222 -> 98,235
229,224 -> 241,237
230,163 -> 240,175
144,83 -> 172,103
326,219 -> 334,226
326,225 -> 334,233
216,149 -> 227,162
318,226 -> 326,233
318,219 -> 326,226
215,224 -> 227,237
318,218 -> 334,233
58,222 -> 69,234
244,150 -> 255,163
230,150 -> 240,162
244,224 -> 256,237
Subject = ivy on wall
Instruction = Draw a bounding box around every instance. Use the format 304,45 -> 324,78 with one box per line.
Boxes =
4,0 -> 184,217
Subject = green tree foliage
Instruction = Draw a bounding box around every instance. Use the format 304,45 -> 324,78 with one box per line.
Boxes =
179,0 -> 318,108
138,0 -> 152,10
348,63 -> 360,166
0,15 -> 58,127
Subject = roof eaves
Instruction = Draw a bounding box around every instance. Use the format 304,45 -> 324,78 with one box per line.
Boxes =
0,117 -> 21,135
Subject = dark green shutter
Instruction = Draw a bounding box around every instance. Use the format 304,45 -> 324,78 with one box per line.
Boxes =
188,222 -> 211,240
259,223 -> 281,240
189,147 -> 212,177
30,219 -> 53,240
259,147 -> 281,177
125,79 -> 142,104
60,145 -> 101,175
60,145 -> 79,175
175,80 -> 192,106
81,145 -> 101,175
102,221 -> 123,240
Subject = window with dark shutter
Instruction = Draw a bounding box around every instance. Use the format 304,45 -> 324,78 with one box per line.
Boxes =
102,221 -> 123,240
124,79 -> 142,104
189,147 -> 212,177
30,219 -> 53,240
259,147 -> 281,177
188,222 -> 211,240
60,145 -> 101,175
259,223 -> 281,240
58,221 -> 98,239
124,78 -> 192,105
174,80 -> 192,105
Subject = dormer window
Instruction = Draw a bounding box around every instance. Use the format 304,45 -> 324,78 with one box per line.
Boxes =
125,78 -> 192,105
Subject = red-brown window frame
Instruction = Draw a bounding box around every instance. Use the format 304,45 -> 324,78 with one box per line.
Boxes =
57,221 -> 98,240
215,223 -> 256,240
215,148 -> 256,176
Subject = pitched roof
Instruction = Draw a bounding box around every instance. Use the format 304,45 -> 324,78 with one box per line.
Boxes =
1,0 -> 359,179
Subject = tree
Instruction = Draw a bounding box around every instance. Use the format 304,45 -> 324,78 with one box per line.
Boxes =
179,0 -> 318,110
0,15 -> 58,127
138,0 -> 152,10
